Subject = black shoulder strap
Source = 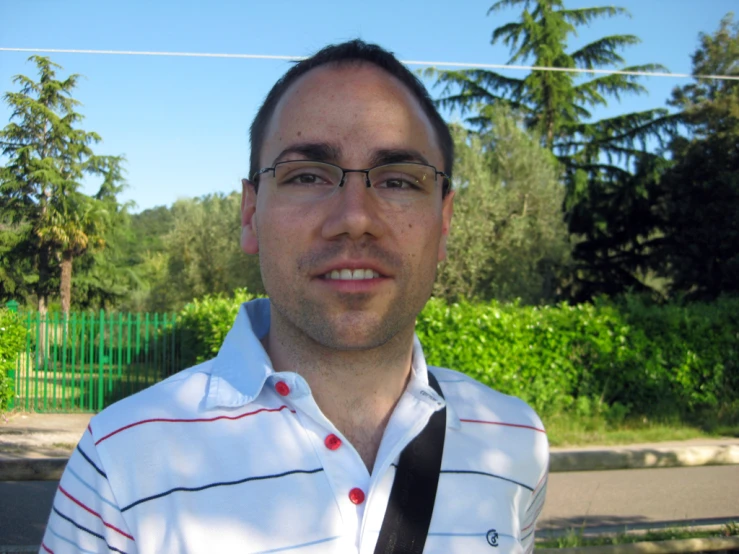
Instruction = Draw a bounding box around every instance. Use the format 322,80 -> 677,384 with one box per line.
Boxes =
374,372 -> 446,554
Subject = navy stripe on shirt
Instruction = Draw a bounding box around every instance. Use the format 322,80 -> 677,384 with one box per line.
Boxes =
390,464 -> 534,492
76,445 -> 108,479
52,506 -> 128,554
440,469 -> 534,491
121,467 -> 325,512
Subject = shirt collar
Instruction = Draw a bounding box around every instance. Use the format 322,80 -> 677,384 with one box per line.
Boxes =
204,298 -> 461,428
204,298 -> 274,409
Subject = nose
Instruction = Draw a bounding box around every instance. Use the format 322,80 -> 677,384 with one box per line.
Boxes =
321,171 -> 384,241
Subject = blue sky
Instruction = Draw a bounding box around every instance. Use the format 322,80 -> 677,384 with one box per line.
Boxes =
0,0 -> 735,212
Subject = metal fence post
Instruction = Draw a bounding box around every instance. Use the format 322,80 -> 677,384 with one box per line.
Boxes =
10,309 -> 184,414
5,300 -> 19,410
98,310 -> 104,412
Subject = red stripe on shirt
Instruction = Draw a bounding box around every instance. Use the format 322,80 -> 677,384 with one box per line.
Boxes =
96,405 -> 296,445
533,472 -> 548,491
522,501 -> 545,532
459,419 -> 546,433
59,485 -> 134,541
41,542 -> 54,553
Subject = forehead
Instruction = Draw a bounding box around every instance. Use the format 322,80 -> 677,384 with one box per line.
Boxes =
261,63 -> 442,165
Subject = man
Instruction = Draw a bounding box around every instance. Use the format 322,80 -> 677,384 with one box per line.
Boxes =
42,40 -> 548,554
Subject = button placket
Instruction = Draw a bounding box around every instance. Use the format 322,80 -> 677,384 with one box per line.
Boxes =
289,393 -> 370,547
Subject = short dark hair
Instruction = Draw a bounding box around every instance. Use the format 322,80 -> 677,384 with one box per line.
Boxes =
249,40 -> 453,196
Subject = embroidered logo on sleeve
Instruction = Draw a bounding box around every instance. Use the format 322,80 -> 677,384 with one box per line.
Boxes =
486,529 -> 499,547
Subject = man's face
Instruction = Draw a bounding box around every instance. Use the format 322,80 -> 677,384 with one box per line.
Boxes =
242,63 -> 454,350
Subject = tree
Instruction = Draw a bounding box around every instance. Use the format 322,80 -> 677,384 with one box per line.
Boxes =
126,193 -> 264,312
435,110 -> 570,304
428,0 -> 677,299
429,0 -> 670,172
0,56 -> 124,313
654,14 -> 739,299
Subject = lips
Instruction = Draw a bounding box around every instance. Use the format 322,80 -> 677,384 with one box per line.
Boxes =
313,260 -> 390,280
324,268 -> 381,280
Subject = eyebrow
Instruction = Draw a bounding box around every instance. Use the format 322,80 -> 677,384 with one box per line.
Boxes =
272,143 -> 431,168
369,149 -> 430,167
272,142 -> 342,165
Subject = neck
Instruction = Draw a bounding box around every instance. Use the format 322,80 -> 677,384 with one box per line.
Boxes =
265,306 -> 415,472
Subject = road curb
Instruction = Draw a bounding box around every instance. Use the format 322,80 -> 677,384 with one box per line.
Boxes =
536,536 -> 739,553
0,458 -> 67,481
549,444 -> 739,472
0,445 -> 738,480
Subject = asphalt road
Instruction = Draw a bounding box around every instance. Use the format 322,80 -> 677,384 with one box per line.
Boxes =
538,465 -> 739,532
2,466 -> 739,546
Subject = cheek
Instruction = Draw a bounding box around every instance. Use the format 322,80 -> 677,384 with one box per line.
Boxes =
400,217 -> 444,265
257,204 -> 317,256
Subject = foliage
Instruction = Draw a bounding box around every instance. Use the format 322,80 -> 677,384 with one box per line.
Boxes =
427,0 -> 676,300
0,308 -> 28,411
124,193 -> 264,313
651,14 -> 739,300
428,0 -> 671,175
435,113 -> 571,303
416,295 -> 739,422
177,288 -> 259,366
174,290 -> 739,426
0,56 -> 125,313
537,523 -> 739,549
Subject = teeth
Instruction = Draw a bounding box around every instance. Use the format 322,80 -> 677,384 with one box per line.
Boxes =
325,269 -> 380,280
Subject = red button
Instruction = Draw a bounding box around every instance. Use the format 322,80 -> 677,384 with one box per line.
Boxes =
349,487 -> 365,505
324,434 -> 342,450
275,381 -> 290,396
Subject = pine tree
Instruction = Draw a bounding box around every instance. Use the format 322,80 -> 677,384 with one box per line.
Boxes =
0,56 -> 123,313
427,0 -> 679,299
429,0 -> 672,178
655,14 -> 739,299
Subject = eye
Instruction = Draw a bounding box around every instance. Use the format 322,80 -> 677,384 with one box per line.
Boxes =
286,172 -> 331,185
370,164 -> 433,193
380,176 -> 416,190
276,163 -> 337,187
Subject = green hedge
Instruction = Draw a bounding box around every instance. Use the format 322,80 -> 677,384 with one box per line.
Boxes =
178,293 -> 739,423
417,296 -> 739,421
0,308 -> 28,412
178,288 -> 257,366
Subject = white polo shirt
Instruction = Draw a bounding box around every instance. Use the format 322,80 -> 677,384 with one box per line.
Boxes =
42,299 -> 549,554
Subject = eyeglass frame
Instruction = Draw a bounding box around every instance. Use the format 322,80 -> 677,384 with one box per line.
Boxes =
250,160 -> 452,196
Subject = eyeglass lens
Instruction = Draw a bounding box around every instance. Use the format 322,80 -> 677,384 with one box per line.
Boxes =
270,161 -> 437,204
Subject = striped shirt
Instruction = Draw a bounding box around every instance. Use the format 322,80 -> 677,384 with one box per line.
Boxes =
42,298 -> 548,554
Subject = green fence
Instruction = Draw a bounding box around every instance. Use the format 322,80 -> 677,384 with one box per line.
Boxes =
11,311 -> 182,413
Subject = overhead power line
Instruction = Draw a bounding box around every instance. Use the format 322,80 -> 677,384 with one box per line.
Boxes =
1,47 -> 738,81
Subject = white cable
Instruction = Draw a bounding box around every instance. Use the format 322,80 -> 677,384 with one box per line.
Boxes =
0,47 -> 302,61
1,47 -> 738,81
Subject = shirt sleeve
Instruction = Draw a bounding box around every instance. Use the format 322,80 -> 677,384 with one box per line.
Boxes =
40,427 -> 137,554
520,471 -> 548,554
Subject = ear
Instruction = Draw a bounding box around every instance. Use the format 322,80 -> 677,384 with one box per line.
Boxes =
241,178 -> 259,254
437,190 -> 455,262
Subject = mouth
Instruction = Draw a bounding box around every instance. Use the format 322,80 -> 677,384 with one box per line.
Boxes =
321,268 -> 382,280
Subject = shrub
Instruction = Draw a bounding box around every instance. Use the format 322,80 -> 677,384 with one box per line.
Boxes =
175,290 -> 739,426
0,308 -> 28,411
417,295 -> 739,423
178,288 -> 258,366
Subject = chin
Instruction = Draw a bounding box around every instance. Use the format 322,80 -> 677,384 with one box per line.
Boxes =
307,312 -> 402,351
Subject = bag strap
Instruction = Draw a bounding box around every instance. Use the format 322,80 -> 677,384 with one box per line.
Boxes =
374,372 -> 446,554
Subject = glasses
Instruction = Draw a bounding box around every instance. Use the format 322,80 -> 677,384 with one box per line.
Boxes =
251,160 -> 450,207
